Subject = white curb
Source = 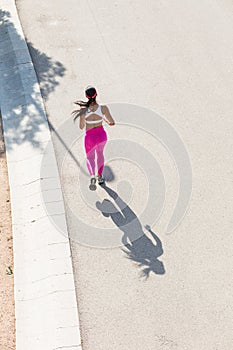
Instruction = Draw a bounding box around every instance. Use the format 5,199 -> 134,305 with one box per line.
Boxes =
0,1 -> 82,349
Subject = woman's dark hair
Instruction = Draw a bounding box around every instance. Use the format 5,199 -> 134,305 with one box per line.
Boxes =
72,86 -> 97,122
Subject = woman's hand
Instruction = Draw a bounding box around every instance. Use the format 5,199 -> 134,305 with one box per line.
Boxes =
104,119 -> 115,126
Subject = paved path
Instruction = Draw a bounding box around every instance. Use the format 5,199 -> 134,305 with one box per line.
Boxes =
16,0 -> 233,349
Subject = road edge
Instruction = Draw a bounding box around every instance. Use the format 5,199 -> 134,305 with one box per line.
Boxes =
0,1 -> 82,349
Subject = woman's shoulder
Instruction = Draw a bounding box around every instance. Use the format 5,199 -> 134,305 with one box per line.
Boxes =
100,105 -> 109,114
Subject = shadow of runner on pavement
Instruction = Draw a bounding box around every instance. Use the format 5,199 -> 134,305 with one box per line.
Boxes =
96,184 -> 165,279
0,9 -> 66,151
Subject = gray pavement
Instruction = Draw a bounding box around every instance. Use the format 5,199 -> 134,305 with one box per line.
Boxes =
16,0 -> 233,349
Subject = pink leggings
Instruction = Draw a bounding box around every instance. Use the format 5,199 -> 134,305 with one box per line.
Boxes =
84,125 -> 107,176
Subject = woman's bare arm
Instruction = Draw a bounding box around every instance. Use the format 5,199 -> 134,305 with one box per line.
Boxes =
79,114 -> 86,129
102,105 -> 115,126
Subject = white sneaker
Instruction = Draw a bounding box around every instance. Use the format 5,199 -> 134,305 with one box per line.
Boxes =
89,176 -> 97,191
97,174 -> 105,185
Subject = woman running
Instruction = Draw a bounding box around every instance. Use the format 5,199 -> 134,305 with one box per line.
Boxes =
73,86 -> 115,191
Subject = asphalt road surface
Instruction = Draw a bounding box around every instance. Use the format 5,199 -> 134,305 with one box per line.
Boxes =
15,1 -> 233,349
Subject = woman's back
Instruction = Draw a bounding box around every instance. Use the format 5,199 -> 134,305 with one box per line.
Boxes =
84,104 -> 104,128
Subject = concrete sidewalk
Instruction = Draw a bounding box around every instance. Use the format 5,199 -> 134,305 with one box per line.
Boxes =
15,0 -> 233,349
0,1 -> 82,349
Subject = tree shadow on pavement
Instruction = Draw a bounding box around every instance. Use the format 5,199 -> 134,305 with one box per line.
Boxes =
0,9 -> 66,151
27,43 -> 65,101
96,184 -> 165,279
